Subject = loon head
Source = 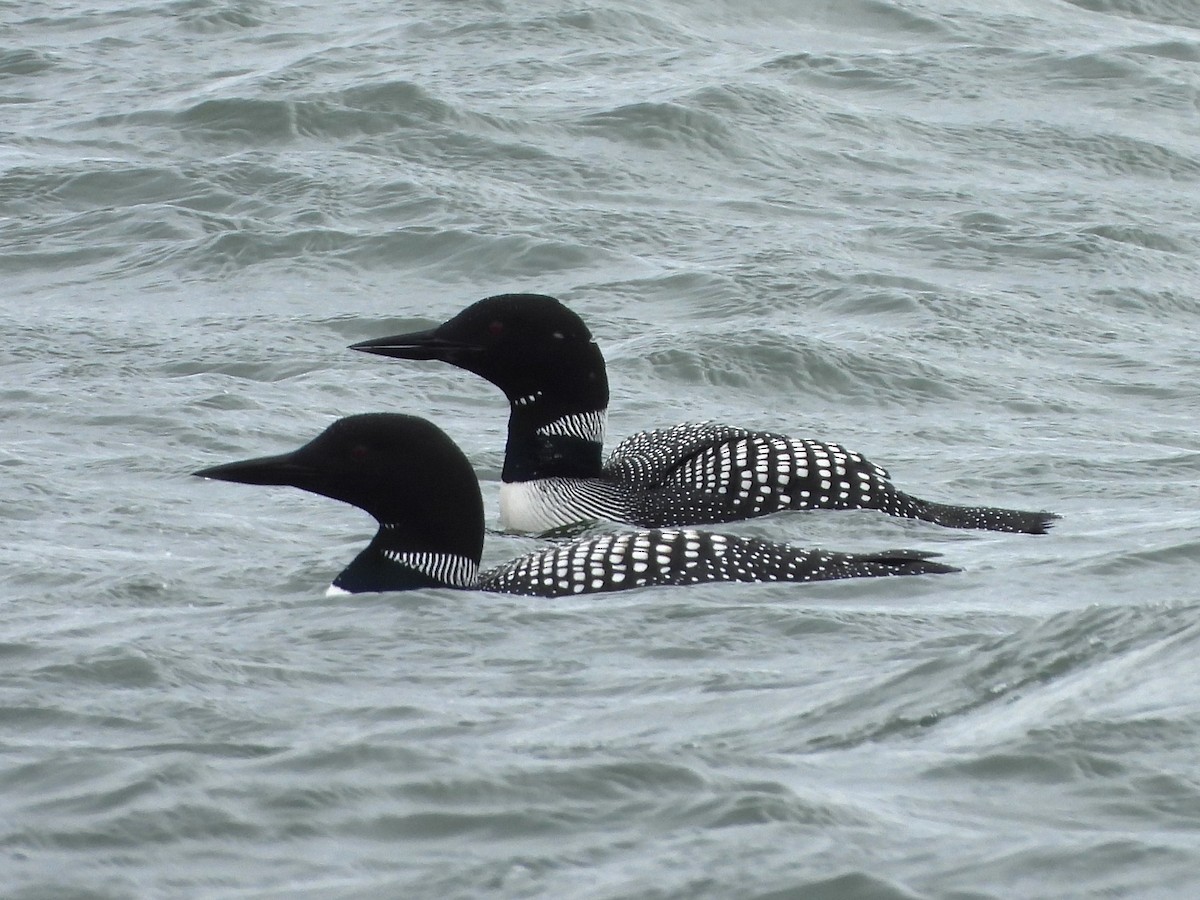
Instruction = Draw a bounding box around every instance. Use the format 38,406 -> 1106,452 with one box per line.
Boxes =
194,413 -> 485,568
350,294 -> 610,414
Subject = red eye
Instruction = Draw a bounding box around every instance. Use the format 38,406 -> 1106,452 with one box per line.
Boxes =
488,320 -> 504,336
349,445 -> 369,461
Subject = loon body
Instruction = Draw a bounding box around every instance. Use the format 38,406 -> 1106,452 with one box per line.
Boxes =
350,294 -> 1057,535
194,414 -> 958,596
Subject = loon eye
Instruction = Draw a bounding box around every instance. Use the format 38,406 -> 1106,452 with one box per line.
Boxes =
487,320 -> 504,336
349,444 -> 369,462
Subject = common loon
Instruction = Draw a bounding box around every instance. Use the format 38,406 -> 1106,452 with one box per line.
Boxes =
350,294 -> 1058,535
194,413 -> 958,595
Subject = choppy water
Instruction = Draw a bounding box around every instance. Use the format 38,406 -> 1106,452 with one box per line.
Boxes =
4,0 -> 1200,897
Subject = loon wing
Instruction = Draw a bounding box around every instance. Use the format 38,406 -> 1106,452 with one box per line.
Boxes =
478,528 -> 956,597
604,422 -> 1057,533
604,422 -> 894,526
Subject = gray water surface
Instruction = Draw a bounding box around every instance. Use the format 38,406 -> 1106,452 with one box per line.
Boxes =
4,1 -> 1200,897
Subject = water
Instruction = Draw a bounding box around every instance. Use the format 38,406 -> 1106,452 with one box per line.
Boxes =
4,0 -> 1200,896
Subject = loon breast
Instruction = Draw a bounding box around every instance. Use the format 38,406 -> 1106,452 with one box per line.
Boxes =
498,479 -> 628,533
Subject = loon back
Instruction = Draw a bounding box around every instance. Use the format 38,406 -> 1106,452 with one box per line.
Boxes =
605,423 -> 1058,533
482,530 -> 955,597
350,293 -> 1058,535
605,422 -> 892,525
195,414 -> 959,595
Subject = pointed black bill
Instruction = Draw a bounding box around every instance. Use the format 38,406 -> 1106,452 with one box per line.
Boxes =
193,450 -> 312,487
348,328 -> 469,362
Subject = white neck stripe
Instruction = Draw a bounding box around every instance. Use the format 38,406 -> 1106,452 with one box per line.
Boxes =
381,551 -> 479,587
535,409 -> 606,444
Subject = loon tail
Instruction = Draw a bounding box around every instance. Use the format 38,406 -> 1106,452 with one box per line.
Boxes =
834,548 -> 960,578
888,489 -> 1059,534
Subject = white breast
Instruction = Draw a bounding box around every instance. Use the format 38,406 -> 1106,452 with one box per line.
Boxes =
499,481 -> 581,532
499,479 -> 628,533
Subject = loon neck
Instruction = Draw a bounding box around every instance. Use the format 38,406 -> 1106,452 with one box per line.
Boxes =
501,400 -> 607,483
332,527 -> 482,592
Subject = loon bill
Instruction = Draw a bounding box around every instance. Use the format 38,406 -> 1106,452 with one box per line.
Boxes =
350,293 -> 1058,535
194,414 -> 959,596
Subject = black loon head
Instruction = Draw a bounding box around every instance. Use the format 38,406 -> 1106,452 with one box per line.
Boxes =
194,414 -> 485,586
349,293 -> 610,415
